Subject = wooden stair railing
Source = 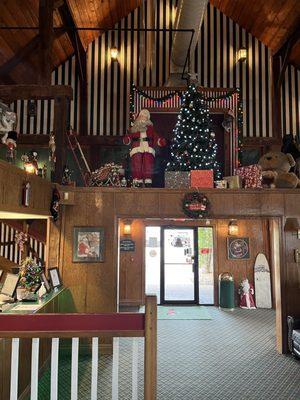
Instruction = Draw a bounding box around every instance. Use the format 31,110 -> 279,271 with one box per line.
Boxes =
0,295 -> 157,400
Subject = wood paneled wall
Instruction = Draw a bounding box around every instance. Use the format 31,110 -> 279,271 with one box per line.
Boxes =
13,1 -> 300,138
0,161 -> 52,217
119,219 -> 145,305
215,219 -> 271,305
119,218 -> 272,306
48,186 -> 300,352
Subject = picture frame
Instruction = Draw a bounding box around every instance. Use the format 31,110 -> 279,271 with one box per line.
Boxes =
40,272 -> 52,293
48,267 -> 62,289
73,227 -> 105,263
227,237 -> 250,260
1,273 -> 20,297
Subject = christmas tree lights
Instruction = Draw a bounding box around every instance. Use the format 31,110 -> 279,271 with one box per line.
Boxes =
166,84 -> 221,178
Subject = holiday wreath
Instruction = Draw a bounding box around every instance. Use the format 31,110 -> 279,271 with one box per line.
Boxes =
182,192 -> 210,219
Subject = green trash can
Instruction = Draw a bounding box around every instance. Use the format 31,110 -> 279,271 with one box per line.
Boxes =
219,272 -> 235,311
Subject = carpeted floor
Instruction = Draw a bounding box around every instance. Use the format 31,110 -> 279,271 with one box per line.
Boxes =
34,308 -> 300,400
157,305 -> 212,320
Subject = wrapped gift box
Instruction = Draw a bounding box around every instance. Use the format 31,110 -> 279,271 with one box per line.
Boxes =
223,175 -> 242,189
165,171 -> 190,188
215,180 -> 228,189
190,170 -> 214,188
234,164 -> 262,188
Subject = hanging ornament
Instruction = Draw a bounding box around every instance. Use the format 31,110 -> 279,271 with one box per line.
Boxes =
15,232 -> 28,253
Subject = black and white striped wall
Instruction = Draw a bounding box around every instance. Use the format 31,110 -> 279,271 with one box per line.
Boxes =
13,1 -> 300,139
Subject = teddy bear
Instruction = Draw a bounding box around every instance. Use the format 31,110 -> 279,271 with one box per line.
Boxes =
258,151 -> 300,188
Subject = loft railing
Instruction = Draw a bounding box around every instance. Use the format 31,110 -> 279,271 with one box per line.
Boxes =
0,295 -> 157,400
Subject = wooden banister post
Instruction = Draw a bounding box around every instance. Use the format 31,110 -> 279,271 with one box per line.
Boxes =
144,295 -> 157,400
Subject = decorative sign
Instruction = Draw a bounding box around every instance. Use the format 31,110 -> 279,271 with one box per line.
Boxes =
120,239 -> 135,252
227,237 -> 250,260
182,192 -> 210,219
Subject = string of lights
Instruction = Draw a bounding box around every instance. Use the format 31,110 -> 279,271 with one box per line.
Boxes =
166,84 -> 221,178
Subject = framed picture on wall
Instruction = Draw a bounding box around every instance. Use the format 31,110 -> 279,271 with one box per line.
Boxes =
73,227 -> 105,263
227,237 -> 250,260
48,267 -> 62,288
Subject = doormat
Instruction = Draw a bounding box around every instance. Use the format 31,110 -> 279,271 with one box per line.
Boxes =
157,306 -> 212,320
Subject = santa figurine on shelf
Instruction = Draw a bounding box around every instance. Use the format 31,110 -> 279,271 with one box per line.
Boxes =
123,109 -> 166,187
238,278 -> 256,309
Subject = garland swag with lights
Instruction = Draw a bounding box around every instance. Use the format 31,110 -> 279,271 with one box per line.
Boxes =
166,84 -> 221,178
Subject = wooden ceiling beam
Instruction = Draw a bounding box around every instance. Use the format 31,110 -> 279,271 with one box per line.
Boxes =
274,26 -> 300,89
0,28 -> 66,85
0,35 -> 40,82
57,0 -> 88,135
0,85 -> 73,101
38,0 -> 54,85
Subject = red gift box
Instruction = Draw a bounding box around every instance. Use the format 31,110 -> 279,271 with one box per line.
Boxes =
190,170 -> 214,188
234,164 -> 262,188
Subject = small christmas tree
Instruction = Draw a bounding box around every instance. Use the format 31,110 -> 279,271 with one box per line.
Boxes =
166,84 -> 221,178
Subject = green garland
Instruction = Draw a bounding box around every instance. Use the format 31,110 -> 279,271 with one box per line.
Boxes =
131,84 -> 240,104
130,85 -> 243,167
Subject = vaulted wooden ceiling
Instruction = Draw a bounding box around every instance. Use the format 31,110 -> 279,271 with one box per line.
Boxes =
211,0 -> 300,69
0,0 -> 142,84
0,0 -> 299,84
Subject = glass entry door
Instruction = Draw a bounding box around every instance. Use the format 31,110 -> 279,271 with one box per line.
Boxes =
162,228 -> 198,303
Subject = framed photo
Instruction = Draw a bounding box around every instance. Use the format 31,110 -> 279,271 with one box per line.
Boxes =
48,267 -> 62,289
73,227 -> 105,263
40,272 -> 52,293
1,273 -> 20,297
227,237 -> 250,260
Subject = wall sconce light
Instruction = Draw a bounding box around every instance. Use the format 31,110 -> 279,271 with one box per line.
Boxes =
284,218 -> 300,238
123,221 -> 132,236
237,47 -> 247,62
110,47 -> 119,62
228,220 -> 239,236
24,162 -> 37,174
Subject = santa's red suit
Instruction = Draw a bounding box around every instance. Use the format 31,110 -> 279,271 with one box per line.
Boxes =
239,279 -> 256,309
123,110 -> 166,187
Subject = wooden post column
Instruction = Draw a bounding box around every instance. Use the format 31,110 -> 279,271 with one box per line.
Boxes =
144,295 -> 157,400
39,0 -> 54,85
53,96 -> 70,183
272,55 -> 282,140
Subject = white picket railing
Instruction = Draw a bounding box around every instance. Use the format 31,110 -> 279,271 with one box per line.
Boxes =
0,295 -> 157,400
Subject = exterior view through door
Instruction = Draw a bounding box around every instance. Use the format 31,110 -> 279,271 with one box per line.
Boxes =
145,226 -> 214,304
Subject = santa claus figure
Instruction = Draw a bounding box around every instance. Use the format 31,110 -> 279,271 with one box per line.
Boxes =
124,109 -> 166,187
238,278 -> 256,309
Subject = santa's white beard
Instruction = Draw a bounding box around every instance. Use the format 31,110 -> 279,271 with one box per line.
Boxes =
131,119 -> 152,133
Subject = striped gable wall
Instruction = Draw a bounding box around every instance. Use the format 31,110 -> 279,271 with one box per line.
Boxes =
12,1 -> 300,139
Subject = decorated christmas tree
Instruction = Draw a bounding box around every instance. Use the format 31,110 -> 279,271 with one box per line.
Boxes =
166,84 -> 221,178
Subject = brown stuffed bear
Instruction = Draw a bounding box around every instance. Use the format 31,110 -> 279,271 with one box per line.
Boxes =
258,151 -> 300,188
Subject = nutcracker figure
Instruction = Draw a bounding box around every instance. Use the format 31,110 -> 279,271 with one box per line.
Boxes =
2,130 -> 18,162
123,109 -> 166,187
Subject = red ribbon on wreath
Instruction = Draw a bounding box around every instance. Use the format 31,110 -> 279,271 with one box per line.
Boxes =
182,192 -> 210,219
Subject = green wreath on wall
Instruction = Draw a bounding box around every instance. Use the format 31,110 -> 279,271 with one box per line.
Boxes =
182,192 -> 210,219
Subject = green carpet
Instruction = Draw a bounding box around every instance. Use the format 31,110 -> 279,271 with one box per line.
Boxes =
157,306 -> 211,320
